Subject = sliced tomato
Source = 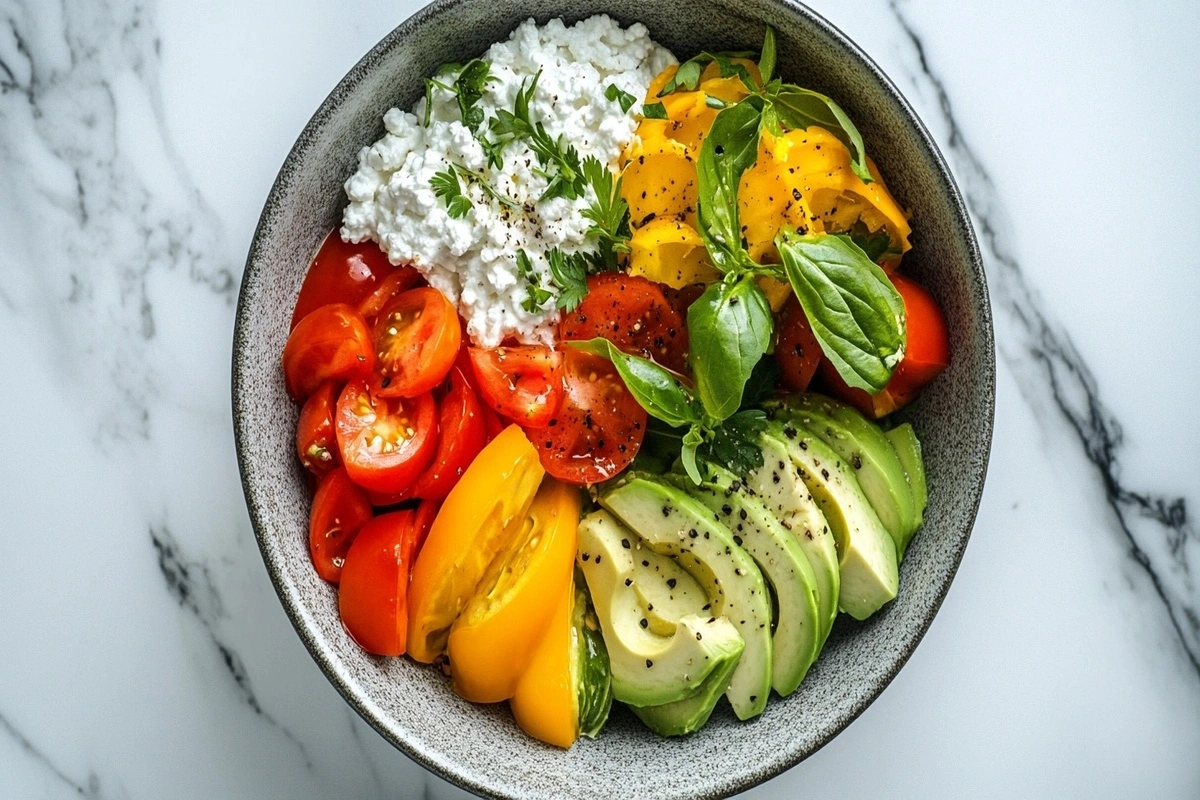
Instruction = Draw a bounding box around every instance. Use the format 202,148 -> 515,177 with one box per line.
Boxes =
335,381 -> 438,494
283,304 -> 375,402
296,382 -> 341,476
339,509 -> 413,656
409,367 -> 488,500
455,347 -> 506,440
371,287 -> 461,398
291,233 -> 393,330
308,468 -> 374,583
358,266 -> 424,321
532,350 -> 647,485
407,498 -> 440,568
774,297 -> 821,392
559,273 -> 687,373
468,346 -> 564,428
818,273 -> 951,417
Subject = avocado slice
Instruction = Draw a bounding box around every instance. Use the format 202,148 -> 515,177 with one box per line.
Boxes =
745,435 -> 841,643
601,475 -> 773,720
885,422 -> 927,554
630,645 -> 741,736
767,394 -> 918,552
761,424 -> 899,620
576,511 -> 744,707
627,540 -> 707,636
666,467 -> 822,697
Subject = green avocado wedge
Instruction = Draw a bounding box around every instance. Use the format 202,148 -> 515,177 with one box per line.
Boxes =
885,422 -> 928,555
666,466 -> 822,696
630,645 -> 742,736
601,475 -> 773,721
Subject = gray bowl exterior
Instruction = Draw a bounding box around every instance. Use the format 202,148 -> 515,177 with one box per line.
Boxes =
232,0 -> 994,797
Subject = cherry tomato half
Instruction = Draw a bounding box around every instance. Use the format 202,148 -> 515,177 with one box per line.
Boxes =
291,234 -> 393,330
335,381 -> 438,494
407,498 -> 440,569
358,266 -> 424,322
532,350 -> 647,485
818,273 -> 951,417
296,381 -> 341,476
559,273 -> 687,373
409,367 -> 488,500
339,509 -> 414,656
468,346 -> 564,429
372,288 -> 461,399
308,467 -> 374,584
283,304 -> 375,402
774,297 -> 821,392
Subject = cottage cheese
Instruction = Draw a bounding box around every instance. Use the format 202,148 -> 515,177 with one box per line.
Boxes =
341,16 -> 676,347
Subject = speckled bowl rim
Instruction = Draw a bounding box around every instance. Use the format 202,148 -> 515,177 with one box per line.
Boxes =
233,1 -> 994,796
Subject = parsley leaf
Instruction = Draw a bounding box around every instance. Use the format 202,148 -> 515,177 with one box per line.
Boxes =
546,248 -> 590,312
453,59 -> 492,132
489,71 -> 587,201
580,157 -> 631,271
604,83 -> 637,113
430,168 -> 471,219
516,249 -> 553,313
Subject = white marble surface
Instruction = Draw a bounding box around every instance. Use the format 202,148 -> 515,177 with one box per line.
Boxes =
1,0 -> 1197,796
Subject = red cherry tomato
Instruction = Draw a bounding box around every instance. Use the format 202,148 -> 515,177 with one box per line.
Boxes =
409,367 -> 488,500
296,382 -> 341,476
358,266 -> 424,321
531,350 -> 647,485
291,234 -> 393,329
283,304 -> 375,402
559,273 -> 688,373
774,297 -> 822,392
407,498 -> 439,568
818,274 -> 951,417
371,288 -> 461,398
338,509 -> 414,655
335,381 -> 438,494
468,346 -> 564,428
308,468 -> 374,583
454,347 -> 506,440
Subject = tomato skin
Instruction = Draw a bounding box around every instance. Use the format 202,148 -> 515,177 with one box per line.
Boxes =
291,234 -> 393,330
409,367 -> 488,500
372,288 -> 461,399
335,381 -> 438,494
559,273 -> 687,373
338,510 -> 413,656
296,382 -> 341,476
407,498 -> 439,568
817,274 -> 951,417
468,346 -> 564,428
283,304 -> 375,402
533,350 -> 647,485
774,297 -> 822,392
358,266 -> 423,321
308,468 -> 374,584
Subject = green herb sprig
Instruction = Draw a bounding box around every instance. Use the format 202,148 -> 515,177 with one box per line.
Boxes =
490,71 -> 587,201
430,162 -> 518,218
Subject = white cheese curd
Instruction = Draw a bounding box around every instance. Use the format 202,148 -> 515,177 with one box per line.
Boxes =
341,15 -> 676,347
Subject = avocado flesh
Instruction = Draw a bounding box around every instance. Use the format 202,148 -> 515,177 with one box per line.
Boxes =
767,394 -> 918,553
576,511 -> 744,707
629,542 -> 707,636
601,475 -> 773,720
761,424 -> 899,620
885,423 -> 927,555
667,467 -> 822,697
631,646 -> 741,736
745,435 -> 841,643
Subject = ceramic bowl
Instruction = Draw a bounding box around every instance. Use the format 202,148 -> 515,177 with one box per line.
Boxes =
233,0 -> 994,796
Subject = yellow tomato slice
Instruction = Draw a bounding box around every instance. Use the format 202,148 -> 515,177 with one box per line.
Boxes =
448,479 -> 580,703
510,582 -> 577,749
406,425 -> 544,663
627,218 -> 720,289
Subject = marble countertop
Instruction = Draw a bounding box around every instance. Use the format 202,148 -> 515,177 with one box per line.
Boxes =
2,0 -> 1197,797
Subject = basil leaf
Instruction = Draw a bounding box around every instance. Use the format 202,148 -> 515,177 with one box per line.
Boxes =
658,58 -> 707,96
686,275 -> 773,422
695,98 -> 763,272
680,427 -> 704,484
770,87 -> 873,183
567,338 -> 701,429
758,26 -> 776,86
775,230 -> 906,393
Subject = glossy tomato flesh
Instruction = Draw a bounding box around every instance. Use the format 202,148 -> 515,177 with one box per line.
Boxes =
468,346 -> 564,428
774,297 -> 822,392
339,510 -> 413,656
296,381 -> 341,476
358,266 -> 424,321
532,349 -> 647,485
371,287 -> 461,398
283,304 -> 375,402
409,366 -> 487,500
291,233 -> 394,329
308,467 -> 374,583
559,273 -> 687,373
335,381 -> 438,494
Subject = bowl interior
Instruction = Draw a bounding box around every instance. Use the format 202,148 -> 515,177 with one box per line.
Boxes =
233,0 -> 994,797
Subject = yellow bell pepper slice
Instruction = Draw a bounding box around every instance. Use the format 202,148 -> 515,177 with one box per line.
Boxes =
620,135 -> 698,230
510,583 -> 576,748
407,425 -> 544,663
627,218 -> 721,289
448,479 -> 580,703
